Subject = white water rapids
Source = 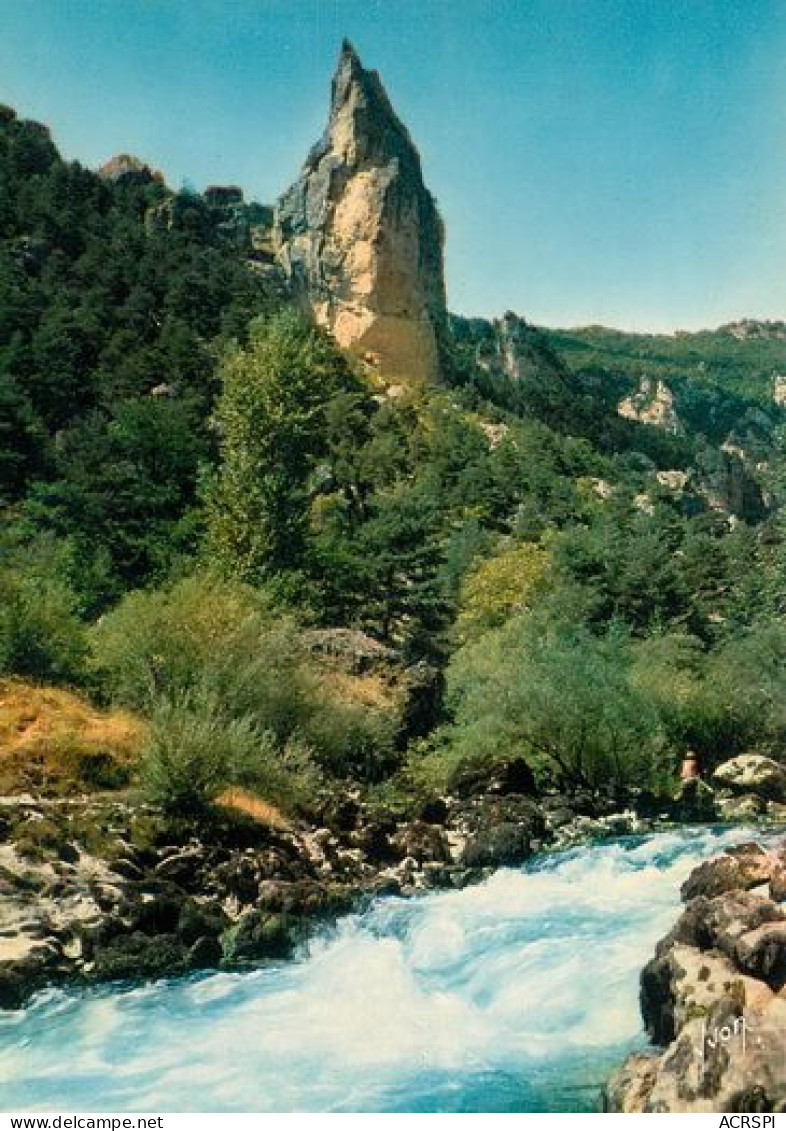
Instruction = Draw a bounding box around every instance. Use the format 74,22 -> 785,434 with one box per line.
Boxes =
0,825 -> 768,1112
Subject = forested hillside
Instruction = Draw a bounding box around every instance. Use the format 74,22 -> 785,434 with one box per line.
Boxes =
0,105 -> 279,604
3,103 -> 786,819
546,321 -> 786,442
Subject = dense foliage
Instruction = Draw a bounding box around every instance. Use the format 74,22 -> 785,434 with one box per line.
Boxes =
0,105 -> 277,603
4,104 -> 786,813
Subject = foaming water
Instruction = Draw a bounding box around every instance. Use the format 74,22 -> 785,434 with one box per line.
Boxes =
0,826 -> 769,1112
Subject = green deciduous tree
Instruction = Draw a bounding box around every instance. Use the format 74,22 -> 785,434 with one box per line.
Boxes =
0,535 -> 88,684
439,612 -> 669,792
204,311 -> 363,585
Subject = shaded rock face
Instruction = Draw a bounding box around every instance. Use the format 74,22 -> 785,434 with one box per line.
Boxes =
493,313 -> 568,388
449,312 -> 585,428
697,448 -> 767,523
275,41 -> 447,385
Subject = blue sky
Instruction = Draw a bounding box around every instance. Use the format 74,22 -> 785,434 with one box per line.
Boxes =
2,0 -> 786,330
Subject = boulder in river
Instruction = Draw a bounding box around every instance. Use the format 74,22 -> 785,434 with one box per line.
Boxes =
712,754 -> 786,802
456,796 -> 544,869
607,838 -> 786,1112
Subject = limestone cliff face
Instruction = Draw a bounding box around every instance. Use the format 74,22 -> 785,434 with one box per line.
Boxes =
274,41 -> 447,384
618,376 -> 682,434
449,312 -> 585,427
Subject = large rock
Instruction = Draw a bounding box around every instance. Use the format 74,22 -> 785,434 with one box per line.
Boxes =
455,796 -> 544,870
608,837 -> 786,1112
275,41 -> 447,385
735,923 -> 786,989
221,909 -> 300,963
640,943 -> 758,1047
460,822 -> 533,870
680,845 -> 775,902
712,755 -> 786,803
716,793 -> 767,821
607,997 -> 786,1113
451,755 -> 537,800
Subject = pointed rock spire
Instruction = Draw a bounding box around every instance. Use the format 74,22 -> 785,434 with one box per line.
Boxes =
274,42 -> 447,385
338,37 -> 362,71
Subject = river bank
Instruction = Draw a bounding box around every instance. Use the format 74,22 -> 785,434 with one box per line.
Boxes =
607,836 -> 786,1112
1,824 -> 774,1113
0,782 -> 641,1010
1,755 -> 785,1014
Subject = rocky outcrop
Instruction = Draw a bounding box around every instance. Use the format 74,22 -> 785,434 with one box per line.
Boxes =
0,782 -> 542,1008
0,797 -> 352,1008
707,755 -> 786,823
713,756 -> 786,804
606,840 -> 786,1112
449,312 -> 584,426
275,41 -> 447,385
773,376 -> 786,407
668,755 -> 786,825
618,377 -> 682,434
0,774 -> 664,1010
99,154 -> 163,187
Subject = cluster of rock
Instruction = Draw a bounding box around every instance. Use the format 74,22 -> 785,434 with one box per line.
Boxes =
611,377 -> 767,522
618,376 -> 683,434
0,769 -> 658,1011
607,839 -> 786,1112
4,744 -> 784,1012
677,754 -> 786,825
0,795 -> 354,1010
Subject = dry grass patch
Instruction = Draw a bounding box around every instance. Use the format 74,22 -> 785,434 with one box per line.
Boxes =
215,786 -> 291,830
316,667 -> 397,711
0,679 -> 144,796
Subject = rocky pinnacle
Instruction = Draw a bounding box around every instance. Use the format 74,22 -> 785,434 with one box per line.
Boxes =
274,40 -> 447,385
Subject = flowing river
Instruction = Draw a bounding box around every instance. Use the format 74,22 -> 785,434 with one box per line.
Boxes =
0,825 -> 766,1113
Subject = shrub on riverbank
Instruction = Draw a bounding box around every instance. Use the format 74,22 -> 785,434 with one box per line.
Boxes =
92,572 -> 401,809
630,623 -> 786,768
141,694 -> 320,816
0,538 -> 88,686
424,612 -> 671,794
90,571 -> 308,727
